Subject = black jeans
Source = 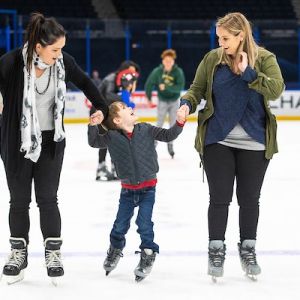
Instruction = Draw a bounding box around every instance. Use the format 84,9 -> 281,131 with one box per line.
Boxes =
203,143 -> 270,242
5,132 -> 64,243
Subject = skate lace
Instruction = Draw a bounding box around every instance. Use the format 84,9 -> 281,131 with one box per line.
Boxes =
6,248 -> 26,268
107,248 -> 123,263
240,247 -> 257,266
45,249 -> 63,268
135,251 -> 155,268
209,247 -> 225,267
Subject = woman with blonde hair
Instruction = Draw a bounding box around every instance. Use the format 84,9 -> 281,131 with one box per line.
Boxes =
180,12 -> 284,281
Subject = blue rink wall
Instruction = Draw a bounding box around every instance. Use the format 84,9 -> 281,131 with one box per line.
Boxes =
64,90 -> 300,123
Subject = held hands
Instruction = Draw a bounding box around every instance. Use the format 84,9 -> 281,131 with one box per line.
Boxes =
90,110 -> 104,125
237,51 -> 248,73
176,104 -> 189,123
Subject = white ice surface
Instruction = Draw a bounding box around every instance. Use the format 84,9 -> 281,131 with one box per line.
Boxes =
0,121 -> 299,299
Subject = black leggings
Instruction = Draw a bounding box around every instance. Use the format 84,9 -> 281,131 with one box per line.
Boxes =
5,134 -> 64,244
203,143 -> 269,242
98,148 -> 107,163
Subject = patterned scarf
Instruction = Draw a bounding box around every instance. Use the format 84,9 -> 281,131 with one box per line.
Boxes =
21,43 -> 66,162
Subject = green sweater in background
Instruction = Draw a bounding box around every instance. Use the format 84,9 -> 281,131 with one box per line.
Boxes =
145,64 -> 185,102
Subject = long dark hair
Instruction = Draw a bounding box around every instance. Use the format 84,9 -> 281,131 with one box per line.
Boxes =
24,12 -> 66,72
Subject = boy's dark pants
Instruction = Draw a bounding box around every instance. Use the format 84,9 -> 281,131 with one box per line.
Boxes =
110,186 -> 159,253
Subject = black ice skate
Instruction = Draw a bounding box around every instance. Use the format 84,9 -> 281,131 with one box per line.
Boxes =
208,240 -> 226,283
103,245 -> 123,276
110,162 -> 118,180
96,162 -> 116,181
2,238 -> 28,285
134,249 -> 156,282
238,240 -> 261,281
167,143 -> 175,159
44,237 -> 64,286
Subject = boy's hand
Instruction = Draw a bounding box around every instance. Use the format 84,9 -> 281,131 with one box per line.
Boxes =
176,105 -> 188,123
90,110 -> 104,125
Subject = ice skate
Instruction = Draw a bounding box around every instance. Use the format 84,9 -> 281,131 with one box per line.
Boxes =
110,162 -> 118,180
238,240 -> 261,281
103,245 -> 123,276
167,143 -> 175,159
2,238 -> 28,285
208,240 -> 226,283
96,162 -> 116,181
134,249 -> 156,282
44,237 -> 64,286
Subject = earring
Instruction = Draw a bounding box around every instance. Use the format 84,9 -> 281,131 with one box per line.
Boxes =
34,54 -> 39,66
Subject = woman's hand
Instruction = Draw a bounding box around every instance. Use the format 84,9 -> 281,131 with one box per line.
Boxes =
238,51 -> 248,73
176,105 -> 189,123
90,110 -> 104,125
159,83 -> 165,91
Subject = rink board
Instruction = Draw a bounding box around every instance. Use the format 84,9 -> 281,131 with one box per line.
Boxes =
64,90 -> 300,123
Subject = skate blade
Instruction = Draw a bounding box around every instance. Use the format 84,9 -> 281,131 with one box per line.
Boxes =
2,270 -> 25,285
51,277 -> 60,287
135,275 -> 145,283
246,274 -> 258,281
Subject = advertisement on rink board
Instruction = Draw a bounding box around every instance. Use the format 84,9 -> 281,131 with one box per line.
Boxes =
64,90 -> 300,123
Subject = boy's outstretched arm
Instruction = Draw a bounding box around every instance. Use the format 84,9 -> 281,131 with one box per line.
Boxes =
150,105 -> 187,142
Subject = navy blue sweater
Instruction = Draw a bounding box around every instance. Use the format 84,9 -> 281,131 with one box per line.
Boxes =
205,65 -> 266,146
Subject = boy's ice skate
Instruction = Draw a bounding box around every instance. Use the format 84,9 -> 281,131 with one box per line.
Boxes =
103,245 -> 123,276
96,162 -> 116,181
134,249 -> 156,282
238,240 -> 261,281
44,237 -> 64,286
167,143 -> 175,158
1,238 -> 28,285
208,240 -> 226,283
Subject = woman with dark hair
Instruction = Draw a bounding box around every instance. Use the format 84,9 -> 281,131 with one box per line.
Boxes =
0,12 -> 108,284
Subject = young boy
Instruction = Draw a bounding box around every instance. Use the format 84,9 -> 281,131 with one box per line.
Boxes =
88,101 -> 187,282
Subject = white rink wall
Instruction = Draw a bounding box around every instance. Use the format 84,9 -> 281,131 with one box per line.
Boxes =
64,90 -> 300,123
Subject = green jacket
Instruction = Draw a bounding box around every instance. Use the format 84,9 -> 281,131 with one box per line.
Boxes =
182,47 -> 285,159
145,64 -> 185,102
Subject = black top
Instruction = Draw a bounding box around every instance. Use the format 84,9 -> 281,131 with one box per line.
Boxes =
0,48 -> 108,175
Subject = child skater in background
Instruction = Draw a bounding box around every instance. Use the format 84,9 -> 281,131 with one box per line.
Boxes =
88,101 -> 187,282
91,67 -> 139,181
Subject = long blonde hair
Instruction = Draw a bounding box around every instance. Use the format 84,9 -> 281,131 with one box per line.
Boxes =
216,12 -> 259,70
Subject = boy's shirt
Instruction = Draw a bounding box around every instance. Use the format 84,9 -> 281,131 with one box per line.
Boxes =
88,122 -> 184,186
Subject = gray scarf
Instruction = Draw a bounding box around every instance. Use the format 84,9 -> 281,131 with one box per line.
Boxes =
21,43 -> 66,162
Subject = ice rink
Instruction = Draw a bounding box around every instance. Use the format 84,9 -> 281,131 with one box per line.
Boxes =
0,121 -> 299,300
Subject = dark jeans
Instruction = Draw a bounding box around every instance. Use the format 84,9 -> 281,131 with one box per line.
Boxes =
110,186 -> 159,253
203,143 -> 270,242
5,132 -> 64,244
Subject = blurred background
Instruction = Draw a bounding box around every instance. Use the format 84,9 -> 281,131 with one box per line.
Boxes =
0,0 -> 299,90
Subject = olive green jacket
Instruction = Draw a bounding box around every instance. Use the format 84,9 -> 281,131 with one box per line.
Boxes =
182,47 -> 285,159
